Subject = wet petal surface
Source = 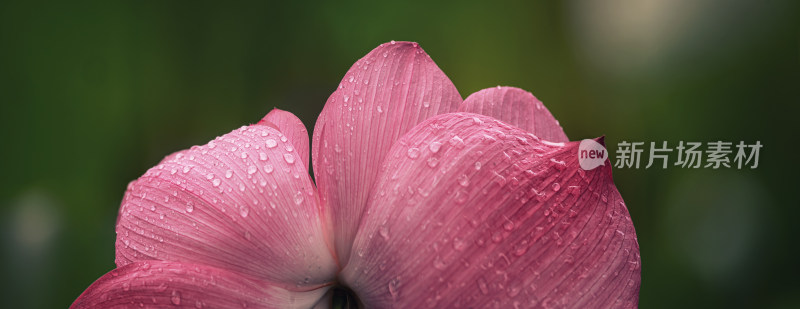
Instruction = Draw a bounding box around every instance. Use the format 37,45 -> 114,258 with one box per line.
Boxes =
342,113 -> 640,308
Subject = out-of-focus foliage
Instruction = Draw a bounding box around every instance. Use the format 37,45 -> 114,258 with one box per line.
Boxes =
0,1 -> 797,308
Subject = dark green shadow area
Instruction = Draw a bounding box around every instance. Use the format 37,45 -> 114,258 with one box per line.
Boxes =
0,0 -> 797,308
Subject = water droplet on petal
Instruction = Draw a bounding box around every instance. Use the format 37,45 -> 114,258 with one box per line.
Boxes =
433,256 -> 446,270
388,278 -> 400,298
264,164 -> 274,173
458,174 -> 470,187
429,141 -> 442,153
407,147 -> 420,159
266,139 -> 277,148
225,170 -> 233,179
477,277 -> 489,295
284,153 -> 295,164
379,225 -> 389,240
185,201 -> 194,213
294,191 -> 304,205
170,290 -> 181,305
247,166 -> 257,175
453,237 -> 467,251
550,158 -> 566,171
449,136 -> 465,149
212,179 -> 221,187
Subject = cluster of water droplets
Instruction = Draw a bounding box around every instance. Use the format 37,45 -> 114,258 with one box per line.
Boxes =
113,124 -> 339,289
350,114 -> 638,307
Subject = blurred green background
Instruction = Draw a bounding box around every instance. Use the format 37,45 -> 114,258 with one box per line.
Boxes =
1,0 -> 797,308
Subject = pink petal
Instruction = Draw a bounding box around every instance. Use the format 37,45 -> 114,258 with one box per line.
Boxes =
460,86 -> 569,142
311,41 -> 463,262
341,113 -> 640,308
115,123 -> 337,288
259,108 -> 310,169
71,261 -> 328,309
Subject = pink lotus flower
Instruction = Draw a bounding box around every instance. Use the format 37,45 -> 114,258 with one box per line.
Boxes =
73,41 -> 640,308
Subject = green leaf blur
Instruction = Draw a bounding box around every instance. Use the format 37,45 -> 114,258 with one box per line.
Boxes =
0,1 -> 797,308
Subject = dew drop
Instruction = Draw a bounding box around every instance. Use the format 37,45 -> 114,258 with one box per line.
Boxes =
294,191 -> 304,205
284,153 -> 295,164
379,225 -> 389,240
259,152 -> 268,161
185,201 -> 194,213
477,277 -> 489,295
503,220 -> 515,231
239,205 -> 249,218
449,136 -> 465,149
212,179 -> 221,187
247,166 -> 257,175
170,290 -> 181,305
428,141 -> 442,153
457,174 -> 470,187
407,147 -> 420,159
453,237 -> 467,251
513,242 -> 528,256
491,231 -> 504,243
264,164 -> 274,173
550,158 -> 566,171
388,278 -> 399,298
266,139 -> 277,148
552,182 -> 561,192
225,170 -> 233,179
433,256 -> 446,270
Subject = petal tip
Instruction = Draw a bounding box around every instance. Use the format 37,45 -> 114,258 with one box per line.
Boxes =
595,135 -> 606,146
376,41 -> 426,55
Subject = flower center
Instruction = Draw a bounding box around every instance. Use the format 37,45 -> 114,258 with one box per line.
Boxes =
330,284 -> 363,309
